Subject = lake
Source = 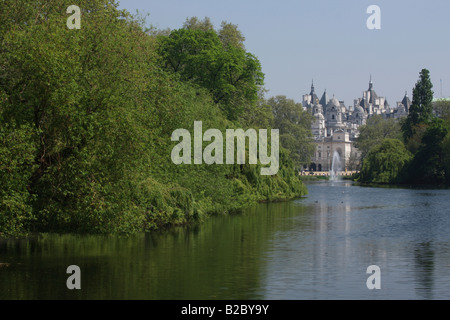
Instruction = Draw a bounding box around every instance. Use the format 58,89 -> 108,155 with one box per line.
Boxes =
1,180 -> 450,300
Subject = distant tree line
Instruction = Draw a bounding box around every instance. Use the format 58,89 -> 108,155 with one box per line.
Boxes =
356,68 -> 450,185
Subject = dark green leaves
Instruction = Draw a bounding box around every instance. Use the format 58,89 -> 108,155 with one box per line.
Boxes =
402,68 -> 434,141
359,139 -> 412,184
157,27 -> 264,121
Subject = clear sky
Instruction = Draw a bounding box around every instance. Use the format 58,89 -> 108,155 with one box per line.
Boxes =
118,0 -> 450,107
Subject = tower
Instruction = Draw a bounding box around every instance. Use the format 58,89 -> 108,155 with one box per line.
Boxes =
310,79 -> 319,104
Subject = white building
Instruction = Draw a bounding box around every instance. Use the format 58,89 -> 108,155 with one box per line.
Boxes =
302,78 -> 409,172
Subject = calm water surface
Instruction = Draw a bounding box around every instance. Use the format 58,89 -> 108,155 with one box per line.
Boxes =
1,180 -> 450,300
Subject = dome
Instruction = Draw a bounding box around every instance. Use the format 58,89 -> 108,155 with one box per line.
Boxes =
326,97 -> 341,111
330,97 -> 340,107
355,105 -> 365,114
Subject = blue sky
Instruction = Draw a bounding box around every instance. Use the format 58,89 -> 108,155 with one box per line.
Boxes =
118,0 -> 450,107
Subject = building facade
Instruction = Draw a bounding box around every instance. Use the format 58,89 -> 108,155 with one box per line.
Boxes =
302,78 -> 409,172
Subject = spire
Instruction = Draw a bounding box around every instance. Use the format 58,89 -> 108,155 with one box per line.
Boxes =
309,79 -> 319,105
319,88 -> 329,107
402,90 -> 412,113
368,75 -> 373,90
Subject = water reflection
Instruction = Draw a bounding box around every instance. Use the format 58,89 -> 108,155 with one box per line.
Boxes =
262,181 -> 450,299
414,242 -> 434,299
1,181 -> 450,299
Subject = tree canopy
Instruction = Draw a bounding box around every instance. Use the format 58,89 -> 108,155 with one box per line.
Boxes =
0,2 -> 308,237
157,26 -> 264,121
359,139 -> 412,184
402,68 -> 434,141
267,96 -> 315,167
355,115 -> 402,161
406,118 -> 448,184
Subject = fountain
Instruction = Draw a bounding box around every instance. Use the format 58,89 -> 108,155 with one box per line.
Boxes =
329,151 -> 342,181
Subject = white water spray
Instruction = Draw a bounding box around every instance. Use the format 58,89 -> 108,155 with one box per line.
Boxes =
330,151 -> 342,181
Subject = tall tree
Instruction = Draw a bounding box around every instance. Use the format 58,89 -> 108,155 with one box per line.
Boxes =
402,68 -> 434,141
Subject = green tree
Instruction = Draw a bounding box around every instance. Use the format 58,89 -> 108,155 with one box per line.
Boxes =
0,0 -> 168,234
0,1 -> 308,237
0,122 -> 37,237
355,115 -> 402,161
182,17 -> 245,50
402,68 -> 434,141
433,98 -> 450,119
240,87 -> 274,129
218,21 -> 246,50
183,16 -> 214,31
443,132 -> 450,184
406,118 -> 448,184
267,96 -> 315,167
359,139 -> 412,184
404,122 -> 429,155
157,27 -> 264,120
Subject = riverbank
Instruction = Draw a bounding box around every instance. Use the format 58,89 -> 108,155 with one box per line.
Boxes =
0,165 -> 309,240
299,171 -> 358,181
3,181 -> 450,300
349,171 -> 450,189
356,181 -> 450,190
299,175 -> 329,181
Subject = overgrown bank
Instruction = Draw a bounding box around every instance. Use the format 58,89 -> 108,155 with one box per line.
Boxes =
0,1 -> 313,237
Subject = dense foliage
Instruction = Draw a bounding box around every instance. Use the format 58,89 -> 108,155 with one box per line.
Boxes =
358,69 -> 450,186
157,26 -> 264,121
0,1 -> 312,237
401,69 -> 434,141
266,96 -> 315,168
359,139 -> 412,184
355,115 -> 402,162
